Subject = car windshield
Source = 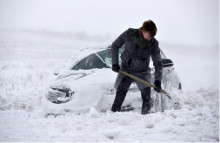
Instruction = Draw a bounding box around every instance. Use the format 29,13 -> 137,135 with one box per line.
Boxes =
72,53 -> 108,70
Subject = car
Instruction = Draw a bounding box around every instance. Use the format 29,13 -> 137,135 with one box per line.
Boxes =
41,44 -> 182,115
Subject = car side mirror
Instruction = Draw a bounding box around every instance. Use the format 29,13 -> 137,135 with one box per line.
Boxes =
162,59 -> 174,67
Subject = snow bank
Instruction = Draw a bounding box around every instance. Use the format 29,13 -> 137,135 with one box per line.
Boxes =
0,87 -> 218,141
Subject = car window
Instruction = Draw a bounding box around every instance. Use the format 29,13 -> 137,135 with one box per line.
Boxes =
86,54 -> 107,69
72,54 -> 107,70
97,49 -> 112,66
97,46 -> 124,67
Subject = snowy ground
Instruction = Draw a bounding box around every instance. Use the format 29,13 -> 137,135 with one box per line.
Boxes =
0,30 -> 219,142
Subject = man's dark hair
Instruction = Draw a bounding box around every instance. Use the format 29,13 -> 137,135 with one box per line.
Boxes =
142,20 -> 157,37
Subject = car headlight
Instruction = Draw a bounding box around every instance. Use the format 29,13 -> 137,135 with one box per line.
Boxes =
46,87 -> 74,104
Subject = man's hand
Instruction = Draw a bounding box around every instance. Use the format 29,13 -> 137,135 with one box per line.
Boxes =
154,80 -> 162,93
112,64 -> 120,73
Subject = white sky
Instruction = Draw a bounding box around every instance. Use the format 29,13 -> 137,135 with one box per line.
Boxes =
0,0 -> 219,47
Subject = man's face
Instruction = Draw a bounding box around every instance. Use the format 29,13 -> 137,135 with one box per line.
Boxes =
141,30 -> 152,41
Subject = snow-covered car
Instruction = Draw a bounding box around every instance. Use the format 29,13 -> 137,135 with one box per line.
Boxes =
41,44 -> 182,114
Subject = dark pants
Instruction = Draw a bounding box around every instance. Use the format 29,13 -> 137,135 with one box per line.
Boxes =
111,74 -> 151,114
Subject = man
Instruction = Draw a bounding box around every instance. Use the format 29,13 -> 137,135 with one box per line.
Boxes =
111,20 -> 163,114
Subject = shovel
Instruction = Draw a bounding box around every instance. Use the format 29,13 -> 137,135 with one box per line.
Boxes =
119,69 -> 171,99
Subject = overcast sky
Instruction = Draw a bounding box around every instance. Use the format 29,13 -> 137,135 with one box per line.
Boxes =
0,0 -> 219,47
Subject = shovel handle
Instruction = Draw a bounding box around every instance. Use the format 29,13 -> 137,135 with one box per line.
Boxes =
119,70 -> 171,99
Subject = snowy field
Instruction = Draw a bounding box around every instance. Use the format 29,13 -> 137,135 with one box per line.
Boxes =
0,30 -> 219,142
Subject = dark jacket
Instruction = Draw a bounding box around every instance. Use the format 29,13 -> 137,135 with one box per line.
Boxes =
111,27 -> 163,82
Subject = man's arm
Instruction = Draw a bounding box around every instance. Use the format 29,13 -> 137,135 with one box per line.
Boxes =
150,40 -> 163,82
111,28 -> 130,65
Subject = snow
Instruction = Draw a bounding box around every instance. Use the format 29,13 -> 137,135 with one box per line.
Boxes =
0,30 -> 219,142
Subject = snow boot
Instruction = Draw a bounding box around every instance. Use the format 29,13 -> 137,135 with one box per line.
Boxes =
141,87 -> 151,114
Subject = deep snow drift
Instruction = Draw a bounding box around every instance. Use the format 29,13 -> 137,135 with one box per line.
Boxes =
0,30 -> 219,142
